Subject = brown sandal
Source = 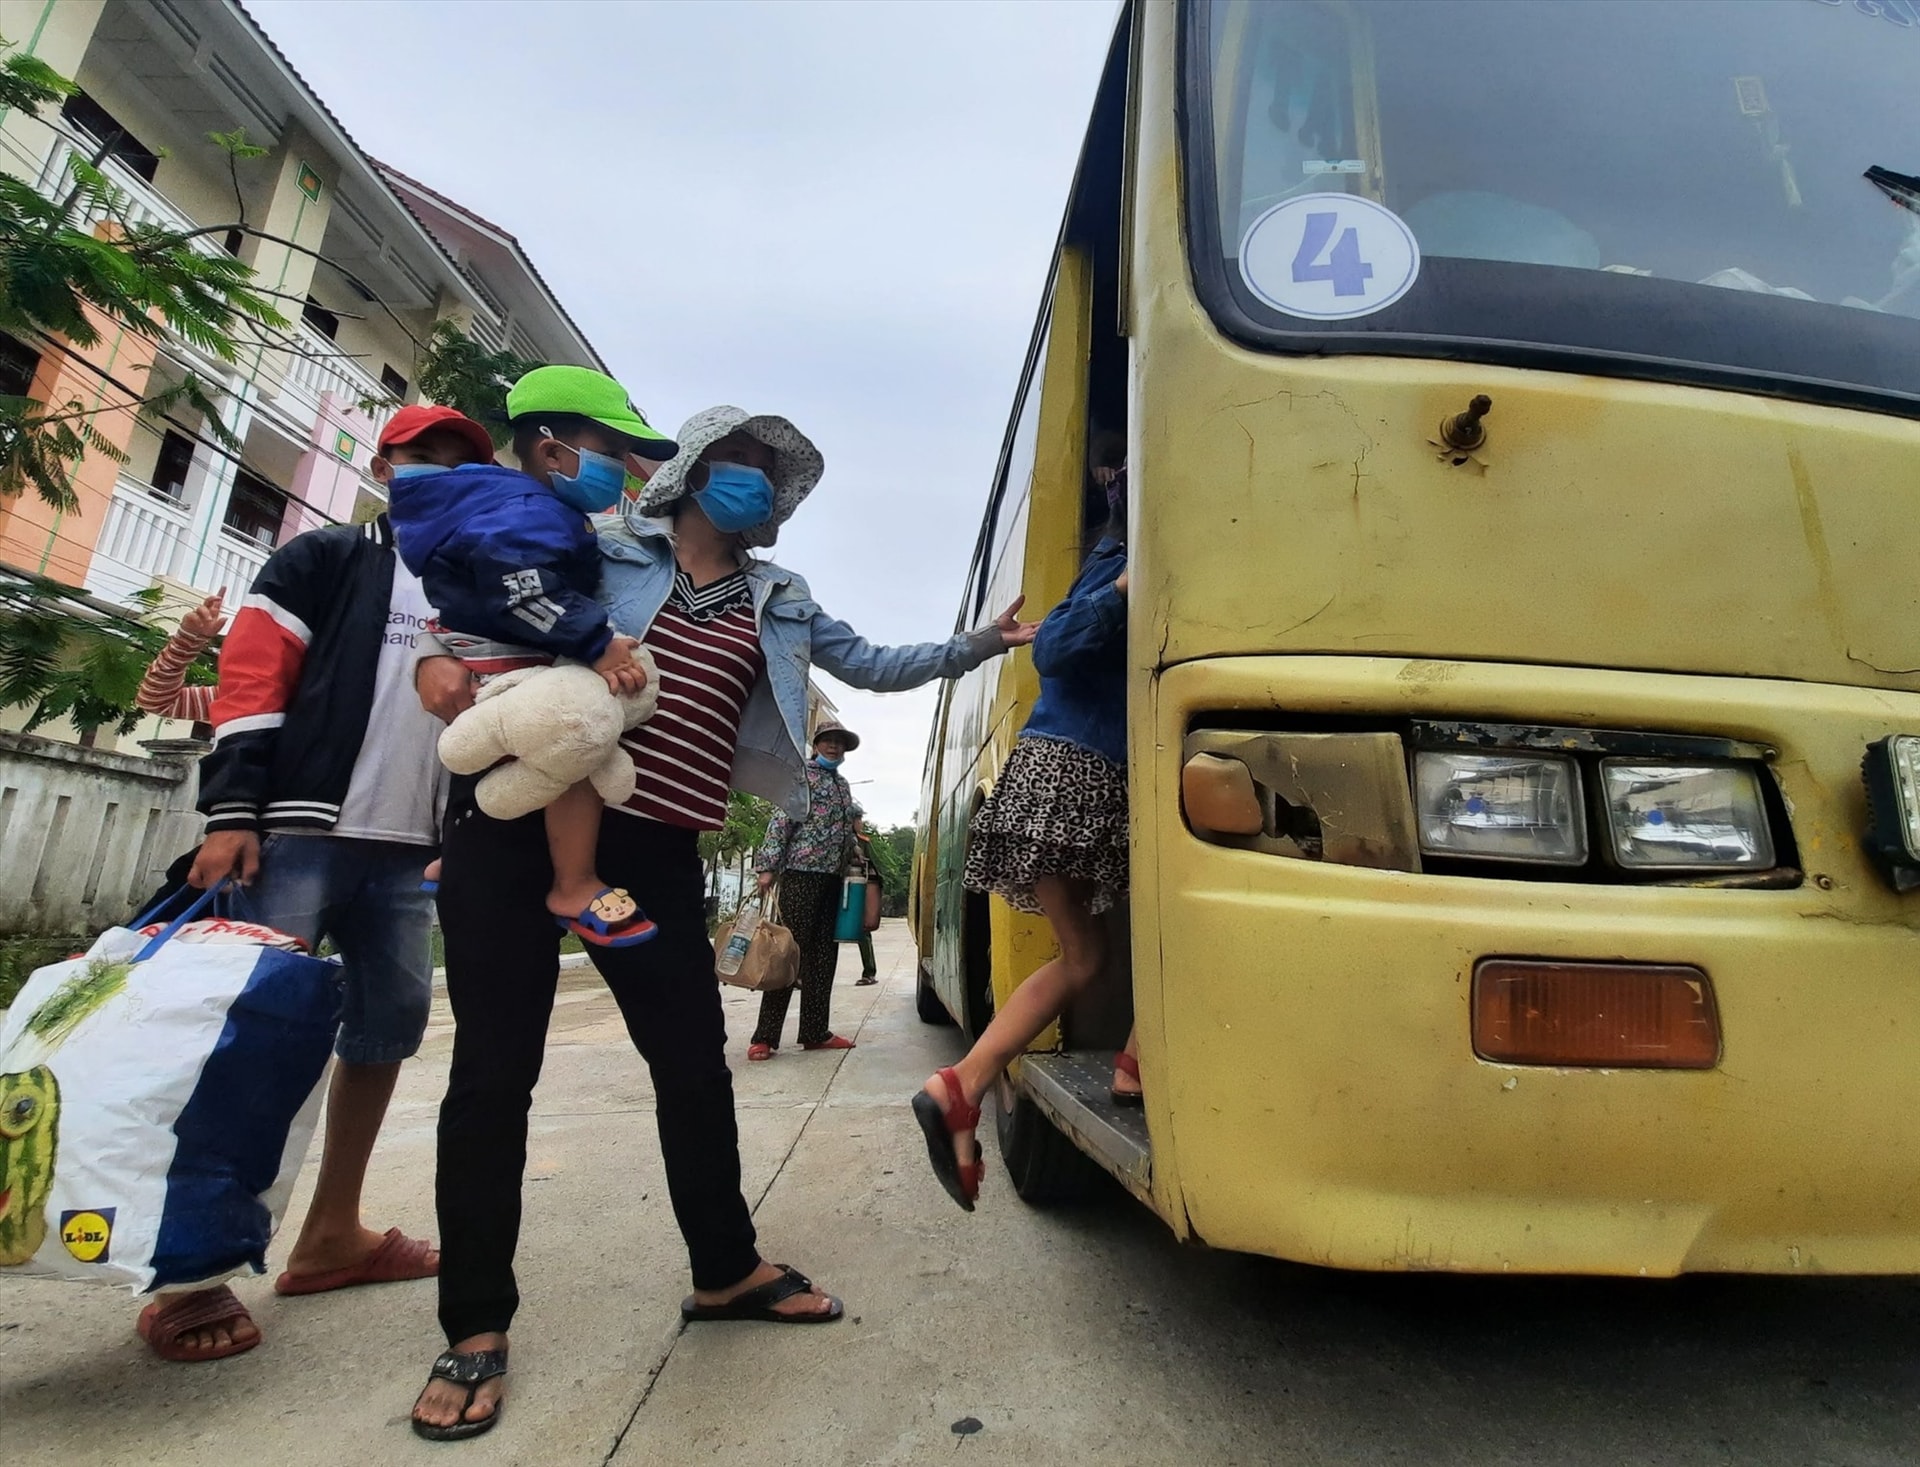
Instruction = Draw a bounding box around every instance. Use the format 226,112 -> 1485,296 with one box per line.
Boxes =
136,1285 -> 259,1363
911,1066 -> 986,1211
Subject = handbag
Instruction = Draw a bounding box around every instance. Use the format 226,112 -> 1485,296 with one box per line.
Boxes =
862,871 -> 882,932
715,885 -> 800,992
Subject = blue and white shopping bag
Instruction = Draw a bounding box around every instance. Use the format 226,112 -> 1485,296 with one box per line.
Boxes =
0,883 -> 340,1292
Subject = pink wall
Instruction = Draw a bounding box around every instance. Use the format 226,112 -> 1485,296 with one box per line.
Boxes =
286,391 -> 383,535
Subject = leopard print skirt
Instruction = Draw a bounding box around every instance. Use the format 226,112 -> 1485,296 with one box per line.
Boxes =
964,734 -> 1129,915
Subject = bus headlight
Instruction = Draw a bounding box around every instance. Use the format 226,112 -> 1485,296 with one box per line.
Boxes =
1413,752 -> 1585,865
1861,735 -> 1920,889
1600,762 -> 1773,870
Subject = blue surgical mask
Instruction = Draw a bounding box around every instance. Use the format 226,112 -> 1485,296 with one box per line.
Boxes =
388,463 -> 449,482
814,755 -> 843,770
549,442 -> 628,514
694,462 -> 776,533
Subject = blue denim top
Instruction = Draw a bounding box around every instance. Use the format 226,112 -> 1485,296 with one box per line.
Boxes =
596,516 -> 1005,818
1022,537 -> 1128,765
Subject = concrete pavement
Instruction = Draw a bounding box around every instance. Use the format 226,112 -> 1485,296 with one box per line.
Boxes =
4,921 -> 1918,1465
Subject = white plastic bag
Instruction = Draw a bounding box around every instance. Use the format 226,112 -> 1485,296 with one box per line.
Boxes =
0,884 -> 340,1292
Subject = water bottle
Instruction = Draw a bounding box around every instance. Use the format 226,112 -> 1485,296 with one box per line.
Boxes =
717,901 -> 760,976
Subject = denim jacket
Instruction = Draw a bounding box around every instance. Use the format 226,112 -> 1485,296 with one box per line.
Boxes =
597,517 -> 1005,817
1022,536 -> 1127,765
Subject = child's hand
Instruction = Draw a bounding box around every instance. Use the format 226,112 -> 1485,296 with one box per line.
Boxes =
593,635 -> 649,697
1114,569 -> 1129,595
180,590 -> 226,640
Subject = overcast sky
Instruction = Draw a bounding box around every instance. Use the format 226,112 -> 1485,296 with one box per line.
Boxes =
248,0 -> 1117,828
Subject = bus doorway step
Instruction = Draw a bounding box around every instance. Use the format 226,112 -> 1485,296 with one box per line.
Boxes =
1019,1051 -> 1152,1200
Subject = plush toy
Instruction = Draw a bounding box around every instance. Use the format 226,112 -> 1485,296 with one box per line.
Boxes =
437,647 -> 661,820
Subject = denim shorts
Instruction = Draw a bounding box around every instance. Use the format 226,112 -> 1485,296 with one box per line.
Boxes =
244,833 -> 436,1064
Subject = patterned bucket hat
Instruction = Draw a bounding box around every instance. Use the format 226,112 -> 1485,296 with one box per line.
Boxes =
628,405 -> 824,549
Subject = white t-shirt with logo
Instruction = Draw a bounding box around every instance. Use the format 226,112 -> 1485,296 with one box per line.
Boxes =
330,563 -> 448,846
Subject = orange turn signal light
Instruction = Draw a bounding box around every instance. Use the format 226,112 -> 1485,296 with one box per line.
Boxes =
1472,959 -> 1719,1069
1182,753 -> 1264,835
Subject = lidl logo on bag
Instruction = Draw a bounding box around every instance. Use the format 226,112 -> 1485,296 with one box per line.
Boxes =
59,1208 -> 113,1263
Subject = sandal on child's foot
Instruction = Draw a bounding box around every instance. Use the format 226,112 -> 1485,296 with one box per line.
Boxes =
554,887 -> 657,947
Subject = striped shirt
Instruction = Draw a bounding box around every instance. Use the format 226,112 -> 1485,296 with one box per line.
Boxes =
616,570 -> 763,831
136,624 -> 216,723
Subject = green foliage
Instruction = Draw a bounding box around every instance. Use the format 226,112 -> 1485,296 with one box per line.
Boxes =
866,825 -> 915,915
206,127 -> 267,162
0,46 -> 73,116
698,791 -> 777,868
0,573 -> 209,737
0,389 -> 125,512
0,42 -> 289,512
415,318 -> 540,446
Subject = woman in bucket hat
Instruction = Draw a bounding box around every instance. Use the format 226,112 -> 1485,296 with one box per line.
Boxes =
411,403 -> 1035,1440
748,717 -> 867,1057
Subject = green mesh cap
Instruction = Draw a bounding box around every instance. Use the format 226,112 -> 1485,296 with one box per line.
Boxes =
505,365 -> 679,457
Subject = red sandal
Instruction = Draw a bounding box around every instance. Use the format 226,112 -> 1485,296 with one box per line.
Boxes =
1111,1050 -> 1144,1107
910,1066 -> 986,1211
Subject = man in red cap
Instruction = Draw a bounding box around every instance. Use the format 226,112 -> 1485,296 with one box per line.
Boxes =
134,407 -> 493,1365
372,402 -> 498,481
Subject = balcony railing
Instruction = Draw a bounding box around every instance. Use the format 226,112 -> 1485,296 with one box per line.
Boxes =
275,320 -> 394,434
83,472 -> 274,606
30,135 -> 396,440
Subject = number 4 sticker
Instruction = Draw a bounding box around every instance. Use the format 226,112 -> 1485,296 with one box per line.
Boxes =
1291,212 -> 1375,296
1240,193 -> 1421,321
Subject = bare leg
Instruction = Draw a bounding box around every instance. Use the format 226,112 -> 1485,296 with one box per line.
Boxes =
282,1060 -> 429,1277
1113,1026 -> 1142,1099
544,779 -> 610,920
921,876 -> 1106,1170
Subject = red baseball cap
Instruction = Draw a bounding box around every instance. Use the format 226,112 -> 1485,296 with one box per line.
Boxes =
377,404 -> 495,463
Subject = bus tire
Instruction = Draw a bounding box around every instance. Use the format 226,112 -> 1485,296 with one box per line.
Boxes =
916,965 -> 955,1026
994,1082 -> 1103,1205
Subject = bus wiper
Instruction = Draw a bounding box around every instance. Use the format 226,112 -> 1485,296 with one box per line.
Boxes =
1866,166 -> 1920,216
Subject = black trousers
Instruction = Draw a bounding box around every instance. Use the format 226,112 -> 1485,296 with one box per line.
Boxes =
434,789 -> 760,1344
749,870 -> 842,1047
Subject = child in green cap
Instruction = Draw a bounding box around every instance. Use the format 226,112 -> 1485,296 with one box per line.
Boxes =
390,366 -> 681,947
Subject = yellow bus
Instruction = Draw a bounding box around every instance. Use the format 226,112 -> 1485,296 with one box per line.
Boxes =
911,0 -> 1920,1276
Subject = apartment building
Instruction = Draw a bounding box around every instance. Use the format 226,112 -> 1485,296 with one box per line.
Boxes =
0,0 -> 602,612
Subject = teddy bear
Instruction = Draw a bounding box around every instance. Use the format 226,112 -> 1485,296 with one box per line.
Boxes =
436,646 -> 662,820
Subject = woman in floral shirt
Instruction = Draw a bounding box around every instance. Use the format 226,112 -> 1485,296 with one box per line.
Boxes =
750,720 -> 863,1057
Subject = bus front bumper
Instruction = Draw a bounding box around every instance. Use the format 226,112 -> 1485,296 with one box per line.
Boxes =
1148,657 -> 1920,1275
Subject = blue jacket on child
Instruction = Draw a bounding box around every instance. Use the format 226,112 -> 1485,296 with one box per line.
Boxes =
1022,536 -> 1128,765
388,463 -> 615,664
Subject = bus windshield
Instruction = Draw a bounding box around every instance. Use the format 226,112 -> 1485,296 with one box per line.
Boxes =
1188,0 -> 1920,413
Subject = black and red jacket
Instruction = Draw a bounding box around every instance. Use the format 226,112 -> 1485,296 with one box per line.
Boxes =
198,517 -> 399,834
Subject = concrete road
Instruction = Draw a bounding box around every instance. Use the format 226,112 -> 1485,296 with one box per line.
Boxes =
3,921 -> 1916,1465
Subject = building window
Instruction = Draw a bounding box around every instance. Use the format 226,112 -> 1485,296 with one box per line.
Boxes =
150,429 -> 197,500
380,364 -> 409,400
301,296 -> 340,341
222,469 -> 286,548
0,332 -> 41,400
59,92 -> 160,183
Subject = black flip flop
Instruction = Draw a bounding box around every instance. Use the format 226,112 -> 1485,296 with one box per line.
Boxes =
411,1348 -> 507,1442
680,1264 -> 844,1324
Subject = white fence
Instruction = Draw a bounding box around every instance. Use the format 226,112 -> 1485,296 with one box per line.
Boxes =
0,732 -> 204,938
85,473 -> 274,604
